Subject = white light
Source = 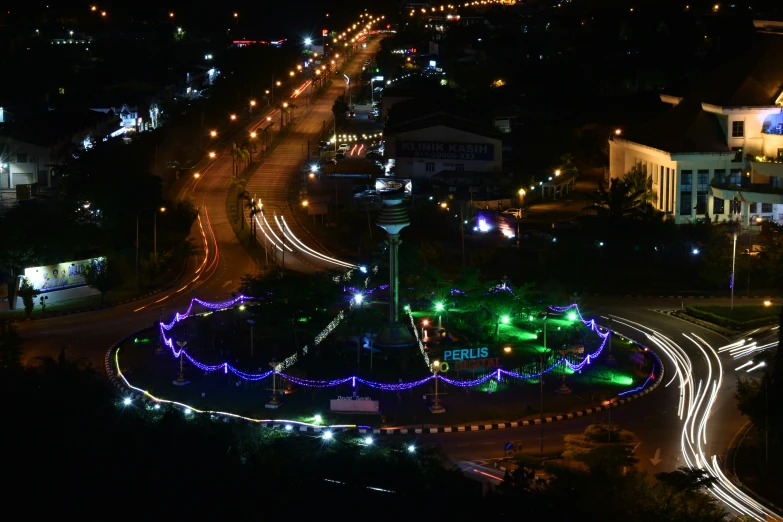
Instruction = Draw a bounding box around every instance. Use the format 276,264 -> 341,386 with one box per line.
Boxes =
408,445 -> 415,452
314,414 -> 322,423
364,436 -> 373,445
184,408 -> 192,415
323,431 -> 333,440
285,425 -> 293,431
355,294 -> 364,304
599,242 -> 604,246
478,219 -> 490,233
311,164 -> 319,171
123,397 -> 132,405
359,265 -> 368,274
153,404 -> 161,410
692,248 -> 700,255
305,38 -> 312,45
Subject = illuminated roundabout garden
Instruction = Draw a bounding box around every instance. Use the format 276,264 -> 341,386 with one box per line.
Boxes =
107,287 -> 663,435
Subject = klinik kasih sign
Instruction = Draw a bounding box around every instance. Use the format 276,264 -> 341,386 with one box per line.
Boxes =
395,140 -> 495,161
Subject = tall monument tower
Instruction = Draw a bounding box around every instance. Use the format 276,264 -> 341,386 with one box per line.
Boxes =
375,189 -> 415,347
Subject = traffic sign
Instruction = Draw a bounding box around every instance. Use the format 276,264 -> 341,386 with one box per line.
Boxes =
504,442 -> 513,451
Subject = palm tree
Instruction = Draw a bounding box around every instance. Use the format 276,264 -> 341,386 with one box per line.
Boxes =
586,178 -> 646,221
230,144 -> 249,178
226,177 -> 248,228
624,168 -> 657,205
246,196 -> 261,246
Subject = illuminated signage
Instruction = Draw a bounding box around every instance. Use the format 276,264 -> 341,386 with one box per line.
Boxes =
443,348 -> 500,371
322,29 -> 328,36
24,257 -> 104,293
396,141 -> 495,161
375,178 -> 412,196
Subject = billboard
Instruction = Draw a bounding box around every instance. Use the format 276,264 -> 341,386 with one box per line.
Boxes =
23,257 -> 103,293
395,140 -> 495,161
375,178 -> 412,196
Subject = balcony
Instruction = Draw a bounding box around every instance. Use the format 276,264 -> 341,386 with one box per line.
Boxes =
748,153 -> 783,181
710,180 -> 783,205
760,129 -> 783,159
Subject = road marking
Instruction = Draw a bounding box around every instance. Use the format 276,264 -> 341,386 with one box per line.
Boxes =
650,448 -> 662,466
221,280 -> 233,288
632,442 -> 642,453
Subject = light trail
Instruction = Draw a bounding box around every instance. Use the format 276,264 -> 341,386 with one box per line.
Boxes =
275,215 -> 356,269
608,316 -> 781,520
254,214 -> 283,252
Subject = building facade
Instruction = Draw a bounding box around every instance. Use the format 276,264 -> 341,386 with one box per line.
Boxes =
385,115 -> 502,179
609,26 -> 783,226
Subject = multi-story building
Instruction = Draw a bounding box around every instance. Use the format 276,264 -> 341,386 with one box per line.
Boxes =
609,21 -> 783,226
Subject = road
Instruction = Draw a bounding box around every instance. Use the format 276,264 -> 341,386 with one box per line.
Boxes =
13,42 -> 371,367
244,40 -> 379,273
422,298 -> 780,520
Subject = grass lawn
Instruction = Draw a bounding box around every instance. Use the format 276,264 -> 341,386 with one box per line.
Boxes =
690,305 -> 781,323
120,306 -> 654,427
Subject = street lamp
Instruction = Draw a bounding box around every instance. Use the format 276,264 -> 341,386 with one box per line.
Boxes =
209,151 -> 216,158
430,361 -> 445,413
210,130 -> 217,137
258,201 -> 298,271
230,114 -> 237,121
135,207 -> 166,290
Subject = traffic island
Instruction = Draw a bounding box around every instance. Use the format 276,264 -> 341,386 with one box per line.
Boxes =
114,301 -> 660,429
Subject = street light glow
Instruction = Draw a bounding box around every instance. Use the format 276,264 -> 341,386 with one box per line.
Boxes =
209,152 -> 216,158
250,132 -> 257,138
435,303 -> 444,311
408,445 -> 415,452
123,397 -> 132,405
567,312 -> 577,321
305,38 -> 312,45
355,294 -> 363,304
323,431 -> 333,440
501,316 -> 509,324
364,436 -> 373,445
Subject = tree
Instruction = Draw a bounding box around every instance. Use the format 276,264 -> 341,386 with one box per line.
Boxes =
557,153 -> 578,178
83,258 -> 118,305
17,277 -> 40,318
624,167 -> 658,206
586,177 -> 647,221
331,95 -> 349,129
0,321 -> 23,370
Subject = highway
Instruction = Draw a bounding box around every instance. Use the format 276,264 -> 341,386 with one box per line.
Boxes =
245,39 -> 378,273
8,28 -> 779,519
423,299 -> 780,521
13,41 -> 371,367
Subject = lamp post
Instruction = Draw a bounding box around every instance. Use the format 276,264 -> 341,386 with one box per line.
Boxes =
173,341 -> 190,386
136,207 -> 166,290
430,360 -> 445,413
259,201 -> 300,272
248,319 -> 255,358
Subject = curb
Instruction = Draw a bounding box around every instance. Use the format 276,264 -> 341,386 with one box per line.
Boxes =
5,286 -> 170,324
108,326 -> 664,436
729,422 -> 783,517
360,349 -> 663,435
585,294 -> 780,299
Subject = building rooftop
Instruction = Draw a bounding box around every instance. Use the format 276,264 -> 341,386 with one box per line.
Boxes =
687,32 -> 783,107
381,75 -> 448,99
385,111 -> 502,140
1,109 -> 117,147
622,98 -> 729,154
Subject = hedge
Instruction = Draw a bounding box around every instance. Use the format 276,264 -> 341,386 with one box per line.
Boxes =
685,306 -> 779,330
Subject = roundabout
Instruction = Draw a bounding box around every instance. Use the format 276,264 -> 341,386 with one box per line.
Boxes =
108,295 -> 663,432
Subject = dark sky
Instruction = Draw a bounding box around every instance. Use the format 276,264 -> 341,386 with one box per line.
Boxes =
5,1 -> 392,41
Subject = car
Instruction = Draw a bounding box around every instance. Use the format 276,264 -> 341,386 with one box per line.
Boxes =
501,208 -> 522,218
552,220 -> 575,229
338,144 -> 350,153
348,110 -> 356,118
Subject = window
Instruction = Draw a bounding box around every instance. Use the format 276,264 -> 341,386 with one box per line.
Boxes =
778,148 -> 783,160
16,153 -> 28,163
762,203 -> 773,213
771,176 -> 781,188
696,170 -> 709,215
713,198 -> 724,214
680,170 -> 693,216
425,162 -> 435,172
713,169 -> 725,184
731,120 -> 744,138
749,203 -> 757,214
455,164 -> 465,171
732,147 -> 744,162
729,169 -> 742,185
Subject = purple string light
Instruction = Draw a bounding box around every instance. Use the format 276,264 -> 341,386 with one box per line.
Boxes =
155,297 -> 651,393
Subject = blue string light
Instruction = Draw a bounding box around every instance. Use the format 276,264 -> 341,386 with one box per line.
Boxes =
153,297 -> 654,394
